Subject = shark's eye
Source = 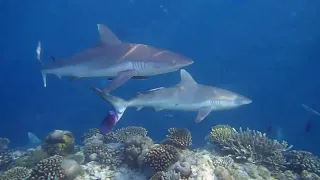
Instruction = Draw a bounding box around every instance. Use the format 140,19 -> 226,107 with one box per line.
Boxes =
172,60 -> 176,66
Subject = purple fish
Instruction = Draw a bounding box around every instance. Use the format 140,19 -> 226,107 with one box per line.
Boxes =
99,110 -> 120,134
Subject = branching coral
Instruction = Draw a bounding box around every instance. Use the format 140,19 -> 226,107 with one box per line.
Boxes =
206,125 -> 292,171
29,155 -> 66,180
285,150 -> 320,176
161,128 -> 192,149
0,138 -> 9,151
212,156 -> 234,169
42,130 -> 75,156
143,145 -> 179,172
0,167 -> 30,180
104,126 -> 147,143
205,125 -> 234,144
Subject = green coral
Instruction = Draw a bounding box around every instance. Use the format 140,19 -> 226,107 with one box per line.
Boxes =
0,167 -> 30,180
161,128 -> 192,149
205,125 -> 234,144
42,130 -> 75,156
206,125 -> 292,171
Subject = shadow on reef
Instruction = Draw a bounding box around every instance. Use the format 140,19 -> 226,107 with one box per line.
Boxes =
0,124 -> 319,180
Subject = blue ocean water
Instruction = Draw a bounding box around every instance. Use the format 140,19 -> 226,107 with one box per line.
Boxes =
1,0 -> 319,156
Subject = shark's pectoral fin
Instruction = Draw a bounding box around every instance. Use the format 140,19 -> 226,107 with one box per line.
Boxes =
97,24 -> 122,45
103,70 -> 137,93
195,107 -> 212,123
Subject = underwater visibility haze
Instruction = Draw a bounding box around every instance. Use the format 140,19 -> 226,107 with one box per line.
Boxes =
1,0 -> 320,179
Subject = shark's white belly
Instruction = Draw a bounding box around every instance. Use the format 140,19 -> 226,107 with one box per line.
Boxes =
131,99 -> 212,111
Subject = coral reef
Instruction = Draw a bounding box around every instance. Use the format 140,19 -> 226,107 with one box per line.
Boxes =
206,125 -> 292,171
0,138 -> 9,151
123,135 -> 154,167
212,156 -> 234,169
0,151 -> 13,172
2,125 -> 320,180
42,130 -> 75,156
61,158 -> 84,179
104,126 -> 147,143
29,155 -> 66,180
285,150 -> 320,176
81,128 -> 101,141
161,128 -> 192,149
143,144 -> 179,172
83,142 -> 123,168
0,167 -> 30,180
14,149 -> 49,169
301,170 -> 320,180
150,170 -> 181,180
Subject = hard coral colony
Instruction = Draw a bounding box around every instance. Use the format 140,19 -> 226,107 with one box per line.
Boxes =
0,125 -> 319,180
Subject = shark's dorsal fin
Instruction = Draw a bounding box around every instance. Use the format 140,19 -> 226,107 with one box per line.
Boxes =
180,69 -> 197,86
97,24 -> 122,45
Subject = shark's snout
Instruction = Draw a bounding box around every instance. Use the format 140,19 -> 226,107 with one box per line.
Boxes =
180,58 -> 194,66
234,96 -> 252,105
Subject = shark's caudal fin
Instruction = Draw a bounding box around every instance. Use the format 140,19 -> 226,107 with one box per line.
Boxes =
91,87 -> 128,121
36,41 -> 47,87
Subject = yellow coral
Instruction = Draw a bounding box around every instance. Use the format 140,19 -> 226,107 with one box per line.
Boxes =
206,125 -> 234,143
62,134 -> 74,144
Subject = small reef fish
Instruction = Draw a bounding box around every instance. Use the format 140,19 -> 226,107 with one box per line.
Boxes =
99,109 -> 121,134
301,104 -> 320,132
38,24 -> 193,93
92,69 -> 252,126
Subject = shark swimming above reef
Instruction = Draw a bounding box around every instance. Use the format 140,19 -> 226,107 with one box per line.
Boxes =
38,24 -> 193,93
92,69 -> 252,130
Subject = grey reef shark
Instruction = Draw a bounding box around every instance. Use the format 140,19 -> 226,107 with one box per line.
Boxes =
92,69 -> 252,127
38,24 -> 194,93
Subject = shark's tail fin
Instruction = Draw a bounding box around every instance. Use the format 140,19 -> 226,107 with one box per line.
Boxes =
91,87 -> 128,121
36,41 -> 47,87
